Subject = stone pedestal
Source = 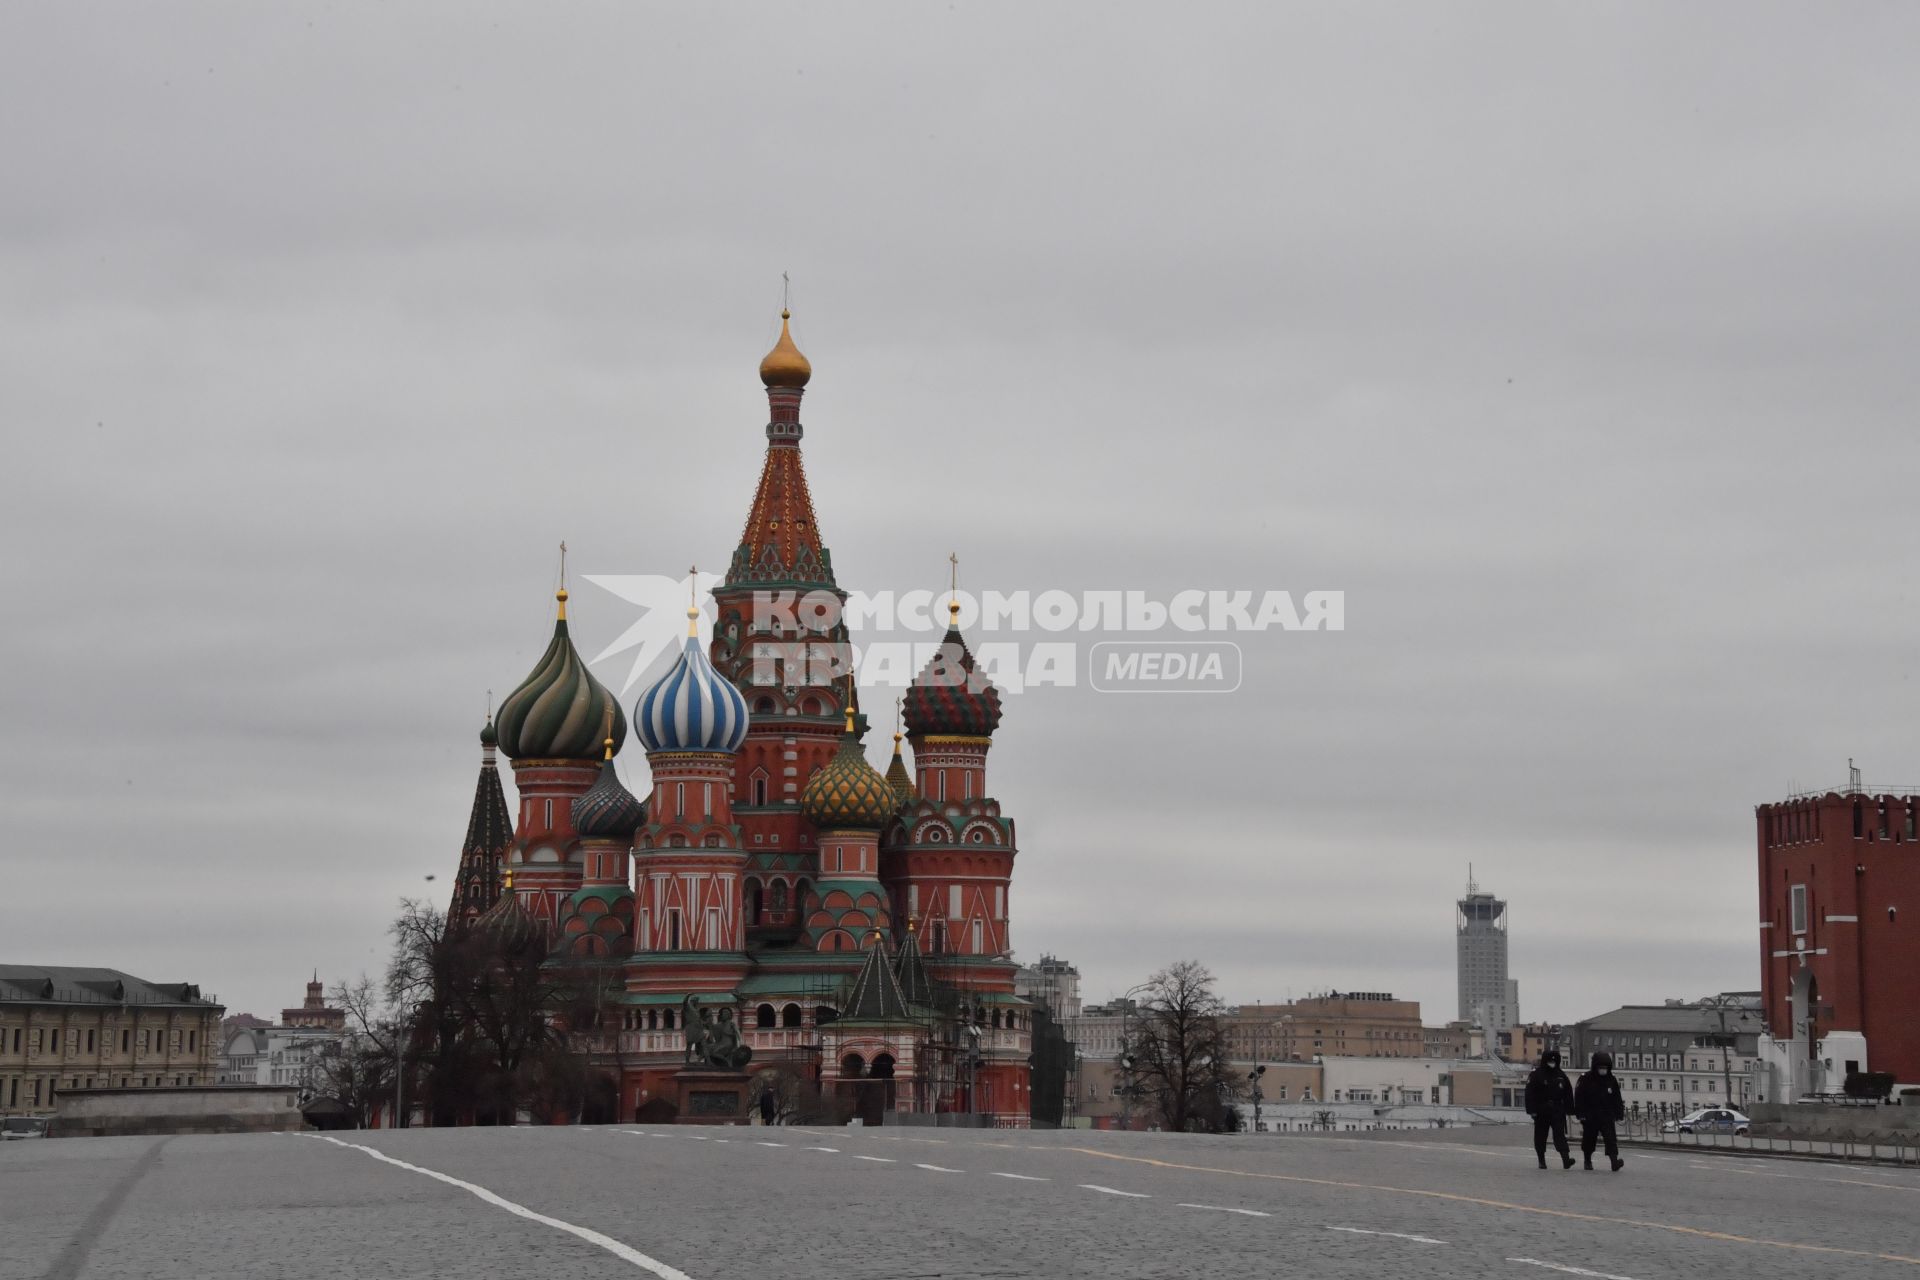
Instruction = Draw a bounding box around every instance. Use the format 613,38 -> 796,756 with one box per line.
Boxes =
674,1069 -> 751,1125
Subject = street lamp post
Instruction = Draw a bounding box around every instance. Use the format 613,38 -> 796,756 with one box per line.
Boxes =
1249,1064 -> 1266,1132
1700,995 -> 1740,1106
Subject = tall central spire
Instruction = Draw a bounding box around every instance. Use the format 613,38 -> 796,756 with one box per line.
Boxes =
727,307 -> 835,589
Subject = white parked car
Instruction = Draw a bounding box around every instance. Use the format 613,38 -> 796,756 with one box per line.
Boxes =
1664,1107 -> 1750,1135
1,1117 -> 49,1140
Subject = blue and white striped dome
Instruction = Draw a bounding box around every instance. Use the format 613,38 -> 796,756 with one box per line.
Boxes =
634,622 -> 750,755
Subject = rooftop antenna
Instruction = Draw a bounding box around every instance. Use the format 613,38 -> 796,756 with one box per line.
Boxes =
1467,862 -> 1477,895
1849,758 -> 1862,794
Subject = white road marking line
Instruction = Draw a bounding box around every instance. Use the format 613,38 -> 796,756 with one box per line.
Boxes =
854,1155 -> 896,1163
305,1136 -> 694,1279
1080,1184 -> 1152,1198
688,1135 -> 709,1141
755,1141 -> 786,1148
804,1146 -> 840,1153
1179,1203 -> 1270,1217
915,1163 -> 962,1173
1328,1226 -> 1446,1245
1509,1259 -> 1639,1280
991,1172 -> 1048,1181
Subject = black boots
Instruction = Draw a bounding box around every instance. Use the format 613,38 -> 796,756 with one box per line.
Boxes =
1611,1156 -> 1624,1172
1584,1157 -> 1593,1170
1538,1154 -> 1548,1169
1562,1154 -> 1576,1169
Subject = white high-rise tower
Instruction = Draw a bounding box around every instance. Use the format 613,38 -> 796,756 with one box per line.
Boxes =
1456,867 -> 1512,1025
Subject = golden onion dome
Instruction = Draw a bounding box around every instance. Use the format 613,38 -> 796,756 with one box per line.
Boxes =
801,710 -> 896,831
759,309 -> 812,388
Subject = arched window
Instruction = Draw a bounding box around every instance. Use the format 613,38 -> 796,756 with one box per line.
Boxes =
781,1003 -> 802,1028
662,1009 -> 675,1031
751,772 -> 768,806
755,1004 -> 776,1029
870,1053 -> 895,1080
801,696 -> 821,716
841,1052 -> 865,1078
744,881 -> 762,925
646,1010 -> 658,1030
755,696 -> 776,715
992,1009 -> 1002,1029
771,881 -> 789,914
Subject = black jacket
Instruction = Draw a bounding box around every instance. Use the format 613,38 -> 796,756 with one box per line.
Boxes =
1574,1051 -> 1625,1123
1525,1060 -> 1573,1118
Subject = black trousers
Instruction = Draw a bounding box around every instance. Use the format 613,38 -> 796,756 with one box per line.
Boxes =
1581,1119 -> 1619,1161
1533,1114 -> 1569,1159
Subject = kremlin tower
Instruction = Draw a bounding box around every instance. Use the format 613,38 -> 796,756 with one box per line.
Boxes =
445,309 -> 1033,1126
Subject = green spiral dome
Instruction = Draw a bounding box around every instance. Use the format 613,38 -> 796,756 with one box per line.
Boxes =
495,590 -> 628,762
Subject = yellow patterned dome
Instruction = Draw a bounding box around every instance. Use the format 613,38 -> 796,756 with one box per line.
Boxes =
759,309 -> 812,388
801,711 -> 896,830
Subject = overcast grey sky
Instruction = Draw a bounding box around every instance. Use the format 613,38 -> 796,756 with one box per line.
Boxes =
3,4 -> 1916,1028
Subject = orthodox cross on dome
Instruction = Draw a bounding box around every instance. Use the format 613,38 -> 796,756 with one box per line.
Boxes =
556,541 -> 570,618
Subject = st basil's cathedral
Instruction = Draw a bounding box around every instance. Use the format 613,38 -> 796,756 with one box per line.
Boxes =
444,312 -> 1032,1125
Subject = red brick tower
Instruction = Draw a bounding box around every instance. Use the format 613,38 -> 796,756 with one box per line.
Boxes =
1755,785 -> 1920,1088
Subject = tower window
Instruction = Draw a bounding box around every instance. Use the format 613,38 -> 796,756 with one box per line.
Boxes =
1789,884 -> 1808,935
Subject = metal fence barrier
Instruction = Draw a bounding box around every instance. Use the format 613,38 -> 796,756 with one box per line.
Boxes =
1618,1116 -> 1918,1165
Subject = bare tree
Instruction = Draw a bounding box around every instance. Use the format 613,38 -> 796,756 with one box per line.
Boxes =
317,976 -> 399,1127
1125,960 -> 1238,1133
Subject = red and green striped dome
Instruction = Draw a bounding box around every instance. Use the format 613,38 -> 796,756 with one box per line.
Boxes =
903,619 -> 1002,739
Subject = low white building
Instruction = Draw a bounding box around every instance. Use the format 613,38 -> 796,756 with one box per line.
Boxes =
217,1025 -> 337,1094
1245,1100 -> 1525,1133
1318,1055 -> 1533,1107
1753,1029 -> 1869,1104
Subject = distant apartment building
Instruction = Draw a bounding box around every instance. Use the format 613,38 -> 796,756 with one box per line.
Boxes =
1457,871 -> 1513,1024
1225,993 -> 1425,1061
1013,956 -> 1081,1023
1569,997 -> 1764,1119
1074,1000 -> 1136,1064
1423,1021 -> 1473,1058
218,977 -> 349,1094
217,1025 -> 335,1092
0,966 -> 224,1117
